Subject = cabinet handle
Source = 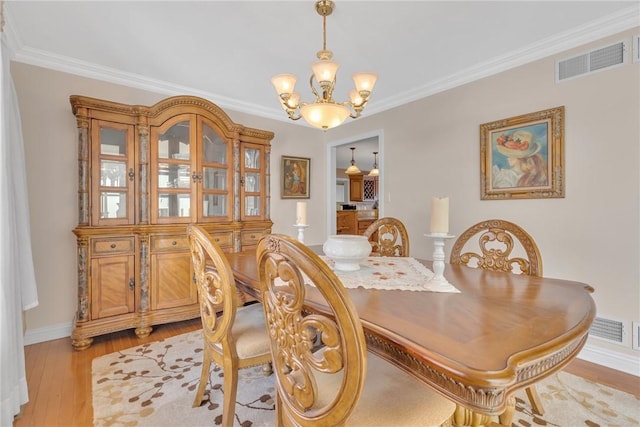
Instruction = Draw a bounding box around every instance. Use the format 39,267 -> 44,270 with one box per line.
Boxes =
172,241 -> 177,246
110,243 -> 116,249
129,278 -> 135,290
191,171 -> 203,183
128,168 -> 135,181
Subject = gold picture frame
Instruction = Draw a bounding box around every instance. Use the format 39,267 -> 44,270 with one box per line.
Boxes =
281,156 -> 310,199
480,106 -> 565,200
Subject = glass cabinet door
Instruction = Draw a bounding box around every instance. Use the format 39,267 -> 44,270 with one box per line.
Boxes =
198,117 -> 232,222
150,115 -> 194,224
91,120 -> 135,225
240,143 -> 265,220
150,115 -> 233,224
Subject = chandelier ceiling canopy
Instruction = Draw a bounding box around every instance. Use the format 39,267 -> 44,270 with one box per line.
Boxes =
271,0 -> 377,130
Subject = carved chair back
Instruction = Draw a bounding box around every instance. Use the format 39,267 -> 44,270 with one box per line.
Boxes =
450,219 -> 542,276
257,234 -> 366,426
362,217 -> 410,257
188,224 -> 272,426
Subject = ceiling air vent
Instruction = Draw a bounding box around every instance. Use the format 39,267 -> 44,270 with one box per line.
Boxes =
589,316 -> 624,344
556,40 -> 627,82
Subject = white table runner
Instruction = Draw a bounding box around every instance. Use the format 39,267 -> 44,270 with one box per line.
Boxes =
319,256 -> 461,293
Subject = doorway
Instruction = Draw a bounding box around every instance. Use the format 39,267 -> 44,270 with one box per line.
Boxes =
326,130 -> 383,235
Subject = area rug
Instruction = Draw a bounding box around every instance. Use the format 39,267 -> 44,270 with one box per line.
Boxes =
93,330 -> 639,427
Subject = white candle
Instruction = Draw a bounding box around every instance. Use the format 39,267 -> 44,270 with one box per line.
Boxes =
296,202 -> 307,225
430,196 -> 449,234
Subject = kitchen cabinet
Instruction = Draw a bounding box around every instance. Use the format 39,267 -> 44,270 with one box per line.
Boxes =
349,174 -> 364,201
349,174 -> 377,202
337,211 -> 357,235
70,95 -> 274,350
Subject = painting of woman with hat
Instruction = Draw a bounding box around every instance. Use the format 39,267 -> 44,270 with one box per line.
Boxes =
491,128 -> 548,189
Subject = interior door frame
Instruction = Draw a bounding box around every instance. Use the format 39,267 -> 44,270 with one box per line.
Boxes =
326,130 -> 384,235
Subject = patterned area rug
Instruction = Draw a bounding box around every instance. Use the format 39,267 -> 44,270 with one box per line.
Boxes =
92,330 -> 639,427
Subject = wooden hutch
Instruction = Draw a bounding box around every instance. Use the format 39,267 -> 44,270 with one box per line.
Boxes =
69,95 -> 274,350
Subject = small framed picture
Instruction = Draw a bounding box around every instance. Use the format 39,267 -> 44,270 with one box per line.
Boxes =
281,156 -> 310,199
480,106 -> 565,200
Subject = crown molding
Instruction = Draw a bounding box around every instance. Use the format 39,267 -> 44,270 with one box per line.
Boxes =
4,4 -> 639,125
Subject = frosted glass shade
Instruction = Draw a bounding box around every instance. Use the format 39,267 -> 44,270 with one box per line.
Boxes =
271,74 -> 297,95
311,60 -> 339,84
345,164 -> 361,175
300,102 -> 350,130
352,73 -> 378,93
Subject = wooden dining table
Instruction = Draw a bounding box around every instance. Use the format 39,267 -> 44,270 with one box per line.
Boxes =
225,247 -> 596,426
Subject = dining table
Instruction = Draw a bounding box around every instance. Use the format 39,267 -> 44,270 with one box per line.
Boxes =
225,246 -> 596,426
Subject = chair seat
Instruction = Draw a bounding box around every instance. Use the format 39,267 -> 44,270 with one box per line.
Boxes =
315,351 -> 455,426
213,303 -> 272,359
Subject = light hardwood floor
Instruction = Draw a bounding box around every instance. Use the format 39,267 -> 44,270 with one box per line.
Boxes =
13,319 -> 640,427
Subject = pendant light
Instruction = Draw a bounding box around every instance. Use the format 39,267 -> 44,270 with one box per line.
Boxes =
368,151 -> 379,176
345,147 -> 361,175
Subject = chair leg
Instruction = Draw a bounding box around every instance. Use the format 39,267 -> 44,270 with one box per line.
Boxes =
221,357 -> 240,427
192,348 -> 212,408
525,385 -> 544,415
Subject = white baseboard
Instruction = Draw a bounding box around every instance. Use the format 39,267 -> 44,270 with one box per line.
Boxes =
23,322 -> 639,378
23,321 -> 72,346
577,341 -> 640,377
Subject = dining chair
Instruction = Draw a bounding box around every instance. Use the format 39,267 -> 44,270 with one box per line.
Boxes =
362,216 -> 410,257
449,218 -> 544,416
256,234 -> 456,427
187,224 -> 272,427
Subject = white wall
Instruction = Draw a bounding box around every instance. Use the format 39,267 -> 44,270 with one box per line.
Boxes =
324,28 -> 640,369
12,28 -> 639,373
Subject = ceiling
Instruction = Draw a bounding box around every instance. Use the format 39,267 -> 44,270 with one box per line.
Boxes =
3,1 -> 638,167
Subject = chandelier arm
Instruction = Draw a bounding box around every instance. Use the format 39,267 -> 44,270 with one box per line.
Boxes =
309,74 -> 321,101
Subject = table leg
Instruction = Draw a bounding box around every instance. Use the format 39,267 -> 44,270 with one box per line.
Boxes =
450,396 -> 515,427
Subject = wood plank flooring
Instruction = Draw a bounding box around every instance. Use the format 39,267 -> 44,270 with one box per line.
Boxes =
13,319 -> 640,427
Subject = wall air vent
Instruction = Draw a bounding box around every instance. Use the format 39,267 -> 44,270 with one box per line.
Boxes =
556,40 -> 627,82
589,316 -> 625,344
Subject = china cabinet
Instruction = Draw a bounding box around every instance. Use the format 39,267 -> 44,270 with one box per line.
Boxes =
70,95 -> 274,350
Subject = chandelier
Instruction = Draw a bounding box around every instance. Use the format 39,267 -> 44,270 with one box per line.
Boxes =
271,0 -> 377,130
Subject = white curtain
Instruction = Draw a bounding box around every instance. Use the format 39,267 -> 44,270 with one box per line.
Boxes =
0,29 -> 39,425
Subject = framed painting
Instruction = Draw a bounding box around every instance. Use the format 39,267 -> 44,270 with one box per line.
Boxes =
480,106 -> 565,200
281,156 -> 310,199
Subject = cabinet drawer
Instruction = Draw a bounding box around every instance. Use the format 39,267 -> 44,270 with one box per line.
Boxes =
92,237 -> 135,254
209,231 -> 233,248
241,229 -> 266,246
151,235 -> 189,251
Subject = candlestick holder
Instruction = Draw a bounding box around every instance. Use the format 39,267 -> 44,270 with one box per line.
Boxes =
424,233 -> 458,292
294,224 -> 309,243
